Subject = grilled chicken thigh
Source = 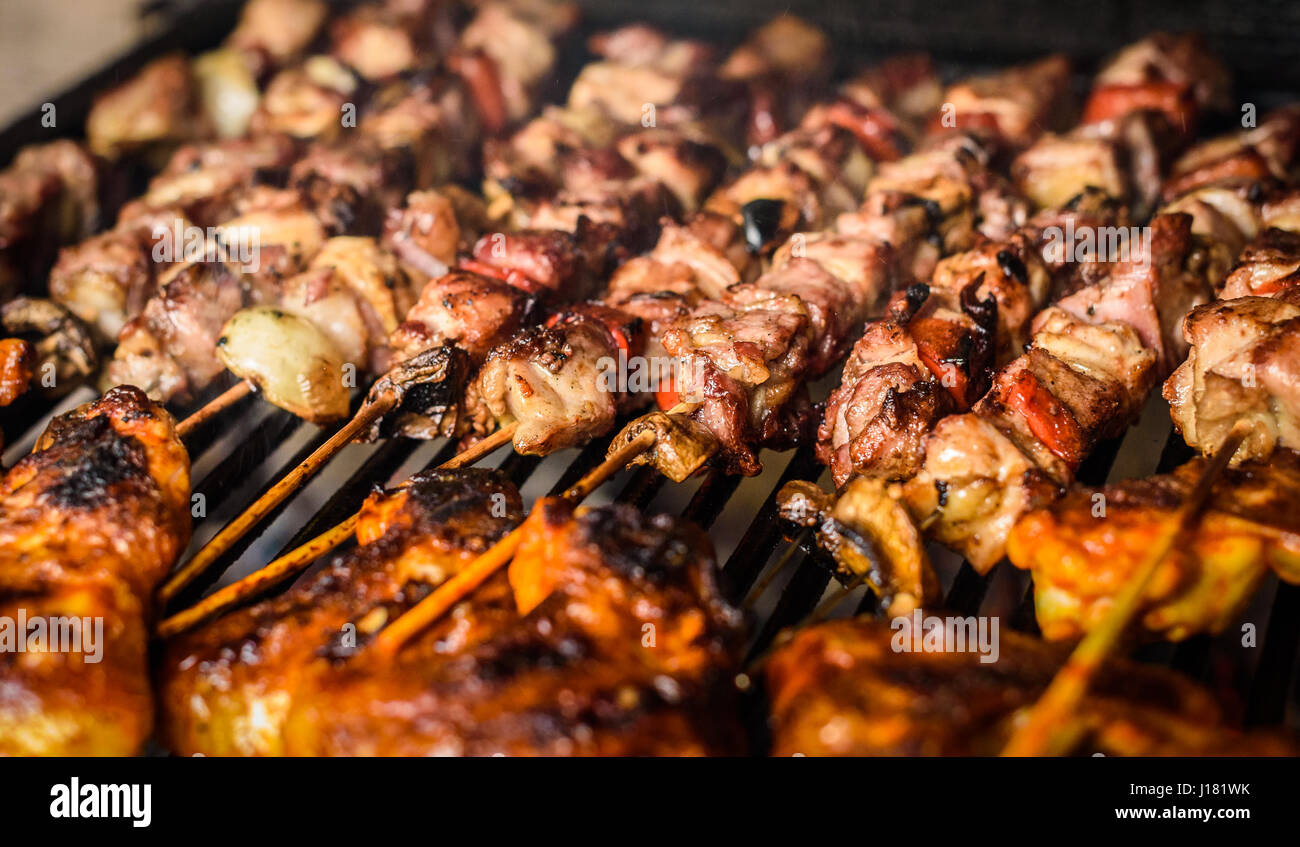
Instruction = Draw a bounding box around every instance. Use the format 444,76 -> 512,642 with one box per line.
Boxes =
1165,285 -> 1300,463
0,387 -> 190,754
162,476 -> 743,756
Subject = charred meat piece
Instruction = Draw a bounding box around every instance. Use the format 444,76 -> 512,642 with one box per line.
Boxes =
1010,131 -> 1129,211
390,268 -> 534,365
459,0 -> 575,126
926,232 -> 1051,361
381,189 -> 470,282
817,284 -> 991,486
765,618 -> 1293,756
1220,226 -> 1300,299
1049,212 -> 1210,376
0,387 -> 190,754
477,313 -> 628,455
225,0 -> 329,68
0,140 -> 99,253
106,260 -> 248,402
162,488 -> 743,756
1163,106 -> 1300,202
1008,452 -> 1300,641
48,227 -> 155,345
119,134 -> 300,228
1084,32 -> 1231,129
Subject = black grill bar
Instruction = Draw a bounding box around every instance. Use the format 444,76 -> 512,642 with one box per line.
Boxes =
615,465 -> 664,510
498,450 -> 544,490
187,409 -> 301,518
168,420 -> 337,610
174,376 -> 256,456
1246,583 -> 1300,725
546,438 -> 610,497
746,553 -> 832,659
273,436 -> 422,558
682,468 -> 741,528
719,444 -> 822,603
944,562 -> 991,617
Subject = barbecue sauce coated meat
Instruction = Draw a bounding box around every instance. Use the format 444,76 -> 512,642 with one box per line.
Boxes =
284,501 -> 744,756
0,387 -> 191,754
162,468 -> 522,756
765,618 -> 1294,756
162,478 -> 743,755
1008,452 -> 1300,641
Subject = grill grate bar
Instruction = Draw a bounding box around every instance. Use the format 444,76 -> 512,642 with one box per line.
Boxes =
944,563 -> 991,617
682,468 -> 741,528
188,409 -> 301,517
546,438 -> 609,497
169,420 -> 337,610
176,376 -> 256,457
718,444 -> 822,604
746,555 -> 832,660
273,436 -> 421,559
1246,583 -> 1300,725
498,451 -> 543,490
615,465 -> 664,510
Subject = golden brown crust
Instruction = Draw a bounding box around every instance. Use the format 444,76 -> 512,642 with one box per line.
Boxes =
0,386 -> 190,754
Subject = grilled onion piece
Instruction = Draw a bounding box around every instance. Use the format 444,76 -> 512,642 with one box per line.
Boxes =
216,306 -> 349,423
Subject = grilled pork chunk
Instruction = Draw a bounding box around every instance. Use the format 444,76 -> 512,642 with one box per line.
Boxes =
930,55 -> 1073,150
86,54 -> 206,158
0,387 -> 190,754
1165,288 -> 1300,462
1220,226 -> 1300,299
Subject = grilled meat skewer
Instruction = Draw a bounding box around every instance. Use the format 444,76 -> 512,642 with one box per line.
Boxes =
778,102 -> 1300,614
154,15 -> 839,602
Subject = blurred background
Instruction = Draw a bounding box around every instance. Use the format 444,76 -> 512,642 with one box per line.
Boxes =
4,0 -> 1300,129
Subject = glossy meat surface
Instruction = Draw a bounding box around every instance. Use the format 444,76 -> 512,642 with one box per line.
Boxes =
765,618 -> 1294,756
1008,452 -> 1300,640
0,387 -> 190,754
162,481 -> 744,756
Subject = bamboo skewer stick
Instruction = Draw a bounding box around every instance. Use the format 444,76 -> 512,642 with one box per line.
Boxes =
157,391 -> 399,604
999,420 -> 1250,757
156,422 -> 519,636
369,427 -> 660,656
176,380 -> 254,440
